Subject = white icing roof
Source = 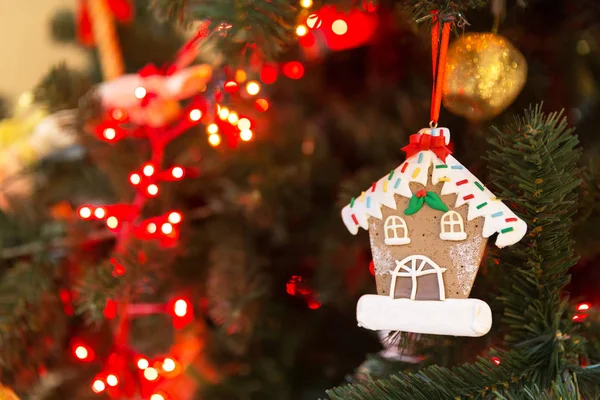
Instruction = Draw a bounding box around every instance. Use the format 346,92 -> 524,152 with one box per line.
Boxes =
341,128 -> 527,248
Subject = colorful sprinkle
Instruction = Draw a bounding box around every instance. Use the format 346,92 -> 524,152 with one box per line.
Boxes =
463,194 -> 475,201
451,165 -> 463,170
412,168 -> 421,178
474,182 -> 484,191
366,197 -> 371,208
476,202 -> 488,209
505,217 -> 517,222
491,197 -> 501,202
383,181 -> 388,192
388,170 -> 395,180
435,165 -> 448,169
361,192 -> 365,202
371,182 -> 377,192
501,227 -> 514,234
401,163 -> 408,173
456,179 -> 468,186
394,178 -> 401,189
491,211 -> 504,218
350,197 -> 355,208
351,214 -> 359,225
438,177 -> 450,182
418,153 -> 424,163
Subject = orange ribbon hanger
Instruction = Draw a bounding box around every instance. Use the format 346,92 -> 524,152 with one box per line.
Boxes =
430,11 -> 451,127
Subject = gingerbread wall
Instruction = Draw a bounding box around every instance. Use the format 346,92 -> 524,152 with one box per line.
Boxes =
368,177 -> 487,300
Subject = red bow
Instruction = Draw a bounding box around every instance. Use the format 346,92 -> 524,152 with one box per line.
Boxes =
401,134 -> 451,162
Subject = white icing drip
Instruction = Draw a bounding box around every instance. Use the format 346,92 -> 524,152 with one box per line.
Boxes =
341,127 -> 527,248
448,235 -> 483,295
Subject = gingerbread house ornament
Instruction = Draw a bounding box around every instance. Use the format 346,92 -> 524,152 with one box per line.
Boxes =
341,127 -> 527,337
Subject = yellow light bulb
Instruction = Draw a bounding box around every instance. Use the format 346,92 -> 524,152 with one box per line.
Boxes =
240,129 -> 253,142
235,69 -> 247,83
238,118 -> 251,131
104,128 -> 116,140
106,374 -> 118,387
134,86 -> 147,99
147,223 -> 157,234
143,164 -> 155,177
162,358 -> 176,372
207,123 -> 219,134
137,358 -> 149,370
92,380 -> 106,393
144,367 -> 159,381
306,14 -> 322,29
246,81 -> 261,96
161,223 -> 173,235
189,109 -> 202,121
296,25 -> 308,37
147,184 -> 159,196
332,20 -> 348,35
228,112 -> 239,124
94,208 -> 106,219
300,0 -> 313,8
208,134 -> 221,147
219,107 -> 230,120
107,217 -> 119,229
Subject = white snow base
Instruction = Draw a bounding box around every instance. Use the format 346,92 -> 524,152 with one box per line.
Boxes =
356,295 -> 492,337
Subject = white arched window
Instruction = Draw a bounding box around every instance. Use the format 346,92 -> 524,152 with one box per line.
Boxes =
440,211 -> 467,241
384,216 -> 411,245
389,255 -> 447,300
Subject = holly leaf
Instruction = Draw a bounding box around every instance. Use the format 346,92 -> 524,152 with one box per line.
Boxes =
425,192 -> 448,212
404,195 -> 425,215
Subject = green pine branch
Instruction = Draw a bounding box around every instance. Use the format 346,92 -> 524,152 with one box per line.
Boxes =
34,63 -> 93,113
148,0 -> 490,63
487,106 -> 580,349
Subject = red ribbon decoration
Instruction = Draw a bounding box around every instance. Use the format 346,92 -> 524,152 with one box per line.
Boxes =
401,133 -> 452,162
76,0 -> 134,47
430,11 -> 451,126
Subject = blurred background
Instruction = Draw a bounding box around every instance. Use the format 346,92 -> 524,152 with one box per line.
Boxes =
0,0 -> 598,399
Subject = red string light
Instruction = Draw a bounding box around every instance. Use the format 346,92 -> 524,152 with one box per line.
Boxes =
146,184 -> 159,197
79,206 -> 92,219
143,367 -> 159,381
106,374 -> 119,387
168,212 -> 182,224
255,98 -> 270,112
573,314 -> 588,322
171,166 -> 185,179
129,173 -> 142,185
104,299 -> 118,319
260,64 -> 278,84
137,357 -> 150,370
73,343 -> 94,362
283,62 -> 304,80
92,379 -> 106,393
577,302 -> 591,311
224,80 -> 239,93
173,299 -> 188,317
94,207 -> 107,219
491,357 -> 501,365
142,163 -> 155,177
79,32 -> 216,400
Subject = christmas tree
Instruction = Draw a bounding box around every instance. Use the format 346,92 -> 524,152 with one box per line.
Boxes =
0,0 -> 599,399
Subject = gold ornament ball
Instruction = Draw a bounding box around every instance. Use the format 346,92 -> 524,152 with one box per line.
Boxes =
443,33 -> 527,121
